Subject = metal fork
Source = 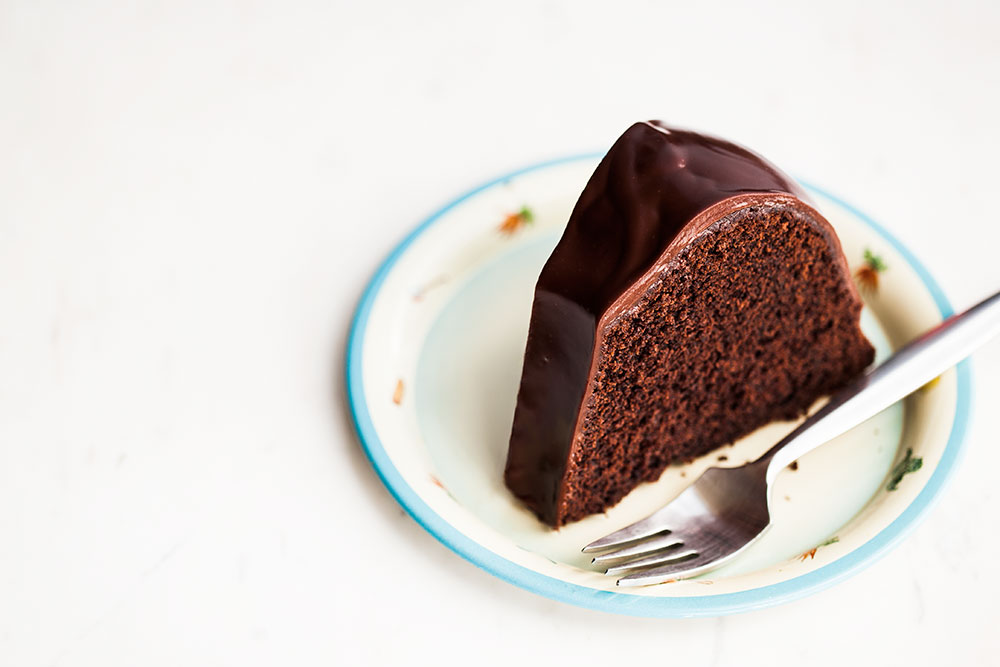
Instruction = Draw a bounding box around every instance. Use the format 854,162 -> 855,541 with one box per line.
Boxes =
584,289 -> 1000,587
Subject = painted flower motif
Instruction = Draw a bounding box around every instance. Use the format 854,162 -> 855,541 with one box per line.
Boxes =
798,536 -> 839,561
498,205 -> 535,235
413,275 -> 449,302
887,447 -> 923,491
392,379 -> 404,405
429,474 -> 458,502
855,248 -> 888,293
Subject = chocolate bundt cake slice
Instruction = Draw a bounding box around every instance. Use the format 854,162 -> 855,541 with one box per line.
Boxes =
504,121 -> 875,527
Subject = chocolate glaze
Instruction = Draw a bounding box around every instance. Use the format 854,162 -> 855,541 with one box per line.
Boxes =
504,121 -> 830,526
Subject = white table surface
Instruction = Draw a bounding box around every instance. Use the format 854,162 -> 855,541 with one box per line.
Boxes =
2,1 -> 999,665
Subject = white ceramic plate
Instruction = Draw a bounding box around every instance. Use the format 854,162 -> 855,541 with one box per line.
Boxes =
346,155 -> 971,617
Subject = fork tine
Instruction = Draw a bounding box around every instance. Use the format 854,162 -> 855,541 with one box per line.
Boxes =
582,510 -> 672,553
615,550 -> 726,587
590,533 -> 684,565
605,549 -> 698,576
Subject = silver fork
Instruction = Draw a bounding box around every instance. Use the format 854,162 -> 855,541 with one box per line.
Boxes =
584,289 -> 1000,586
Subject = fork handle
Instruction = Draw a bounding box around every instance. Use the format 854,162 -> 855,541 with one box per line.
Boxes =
762,288 -> 1000,485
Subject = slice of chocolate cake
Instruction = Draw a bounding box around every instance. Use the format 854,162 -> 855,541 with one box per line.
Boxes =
504,121 -> 875,527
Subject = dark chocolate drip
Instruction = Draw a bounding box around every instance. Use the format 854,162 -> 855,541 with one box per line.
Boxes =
537,121 -> 805,315
504,121 -> 807,525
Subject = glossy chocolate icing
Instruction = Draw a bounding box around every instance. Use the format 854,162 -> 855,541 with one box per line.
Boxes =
504,121 -> 819,525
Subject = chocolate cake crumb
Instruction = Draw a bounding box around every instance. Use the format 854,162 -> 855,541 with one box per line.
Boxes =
556,205 -> 872,524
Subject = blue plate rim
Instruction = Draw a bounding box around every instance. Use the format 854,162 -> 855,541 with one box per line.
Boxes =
345,154 -> 973,618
